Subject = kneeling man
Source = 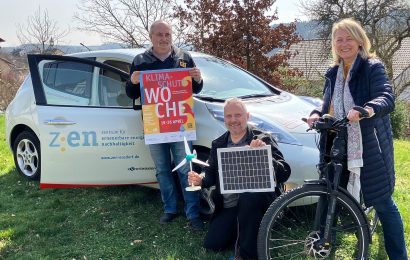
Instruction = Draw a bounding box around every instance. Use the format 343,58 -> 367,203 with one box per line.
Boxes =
188,98 -> 291,259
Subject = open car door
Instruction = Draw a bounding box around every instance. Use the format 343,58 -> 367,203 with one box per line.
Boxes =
27,54 -> 157,188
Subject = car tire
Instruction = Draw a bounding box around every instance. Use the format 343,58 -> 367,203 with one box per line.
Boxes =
13,131 -> 41,180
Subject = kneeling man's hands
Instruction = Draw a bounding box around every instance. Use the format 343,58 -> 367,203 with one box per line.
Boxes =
188,171 -> 203,186
249,139 -> 266,148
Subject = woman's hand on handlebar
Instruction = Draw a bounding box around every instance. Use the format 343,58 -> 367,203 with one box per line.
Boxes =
307,113 -> 320,128
347,109 -> 362,123
348,106 -> 373,122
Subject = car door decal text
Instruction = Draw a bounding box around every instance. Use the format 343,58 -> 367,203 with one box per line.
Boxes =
49,130 -> 145,149
49,131 -> 97,148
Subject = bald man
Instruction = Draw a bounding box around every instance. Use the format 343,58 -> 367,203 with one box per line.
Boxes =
189,98 -> 291,259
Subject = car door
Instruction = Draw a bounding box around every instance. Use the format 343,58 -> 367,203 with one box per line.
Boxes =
27,54 -> 157,187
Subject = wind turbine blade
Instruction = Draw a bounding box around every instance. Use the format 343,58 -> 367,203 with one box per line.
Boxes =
192,158 -> 209,167
172,159 -> 187,172
183,136 -> 191,155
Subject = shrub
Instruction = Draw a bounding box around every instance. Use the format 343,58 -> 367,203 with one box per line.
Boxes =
275,66 -> 324,98
391,100 -> 410,139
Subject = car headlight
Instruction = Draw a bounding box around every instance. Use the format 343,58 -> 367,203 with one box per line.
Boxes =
207,105 -> 302,146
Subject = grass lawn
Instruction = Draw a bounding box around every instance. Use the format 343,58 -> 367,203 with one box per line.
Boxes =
1,114 -> 409,259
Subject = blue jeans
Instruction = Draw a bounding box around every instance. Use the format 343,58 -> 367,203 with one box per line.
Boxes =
373,196 -> 408,260
149,141 -> 200,220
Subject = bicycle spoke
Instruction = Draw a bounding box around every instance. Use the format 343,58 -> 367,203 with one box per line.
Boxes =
258,186 -> 369,260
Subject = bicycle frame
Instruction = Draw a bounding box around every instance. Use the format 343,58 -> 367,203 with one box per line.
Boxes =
257,111 -> 374,259
306,116 -> 372,248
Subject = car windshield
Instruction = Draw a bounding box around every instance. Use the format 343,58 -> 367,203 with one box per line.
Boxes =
193,56 -> 276,100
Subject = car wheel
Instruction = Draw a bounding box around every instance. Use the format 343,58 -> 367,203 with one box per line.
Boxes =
13,131 -> 41,180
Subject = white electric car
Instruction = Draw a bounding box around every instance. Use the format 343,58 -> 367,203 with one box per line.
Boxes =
5,49 -> 319,197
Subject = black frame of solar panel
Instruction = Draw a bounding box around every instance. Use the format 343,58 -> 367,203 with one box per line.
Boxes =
217,145 -> 275,194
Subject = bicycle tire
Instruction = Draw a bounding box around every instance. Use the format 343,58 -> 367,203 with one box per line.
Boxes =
257,184 -> 370,259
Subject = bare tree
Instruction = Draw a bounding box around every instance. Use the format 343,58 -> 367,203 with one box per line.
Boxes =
17,7 -> 69,54
394,65 -> 410,97
0,53 -> 27,111
174,0 -> 301,87
74,0 -> 184,48
300,0 -> 410,94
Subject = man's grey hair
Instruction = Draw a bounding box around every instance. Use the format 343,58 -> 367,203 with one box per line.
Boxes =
224,97 -> 247,113
149,20 -> 172,36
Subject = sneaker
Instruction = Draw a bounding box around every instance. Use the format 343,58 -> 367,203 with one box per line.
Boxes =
189,217 -> 204,231
159,213 -> 178,224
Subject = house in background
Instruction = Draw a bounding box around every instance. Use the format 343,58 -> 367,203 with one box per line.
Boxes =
286,38 -> 410,101
286,39 -> 330,81
391,38 -> 410,101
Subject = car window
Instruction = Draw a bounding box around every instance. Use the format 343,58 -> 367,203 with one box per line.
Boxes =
98,68 -> 132,107
193,56 -> 276,99
103,60 -> 130,73
37,59 -> 131,107
40,60 -> 94,106
43,61 -> 93,101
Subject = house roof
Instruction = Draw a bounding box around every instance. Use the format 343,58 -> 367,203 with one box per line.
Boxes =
392,38 -> 410,78
287,38 -> 410,81
286,39 -> 331,81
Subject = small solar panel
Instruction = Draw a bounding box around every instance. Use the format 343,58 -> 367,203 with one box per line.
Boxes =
217,145 -> 275,194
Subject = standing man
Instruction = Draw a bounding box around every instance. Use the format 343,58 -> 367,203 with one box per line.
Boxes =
126,20 -> 204,230
188,98 -> 291,259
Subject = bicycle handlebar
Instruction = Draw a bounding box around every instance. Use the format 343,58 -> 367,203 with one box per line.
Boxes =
302,106 -> 370,132
352,106 -> 370,118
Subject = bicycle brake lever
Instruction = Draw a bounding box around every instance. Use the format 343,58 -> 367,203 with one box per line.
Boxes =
301,118 -> 313,132
353,106 -> 369,118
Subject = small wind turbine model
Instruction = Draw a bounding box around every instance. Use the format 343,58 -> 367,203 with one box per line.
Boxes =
172,137 -> 209,191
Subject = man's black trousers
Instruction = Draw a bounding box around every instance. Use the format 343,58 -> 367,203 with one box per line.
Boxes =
203,192 -> 275,259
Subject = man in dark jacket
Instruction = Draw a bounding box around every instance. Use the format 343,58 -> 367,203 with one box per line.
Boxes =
188,98 -> 291,259
125,20 -> 204,230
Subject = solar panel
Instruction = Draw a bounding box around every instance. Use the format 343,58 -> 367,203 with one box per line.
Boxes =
217,145 -> 275,194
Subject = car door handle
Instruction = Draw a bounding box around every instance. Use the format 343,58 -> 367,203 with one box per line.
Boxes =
44,119 -> 77,125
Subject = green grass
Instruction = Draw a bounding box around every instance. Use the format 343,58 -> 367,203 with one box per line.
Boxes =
1,114 -> 409,259
367,139 -> 410,259
0,115 -> 229,259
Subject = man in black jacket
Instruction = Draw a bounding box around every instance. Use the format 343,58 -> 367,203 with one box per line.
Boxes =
188,98 -> 291,259
126,20 -> 204,230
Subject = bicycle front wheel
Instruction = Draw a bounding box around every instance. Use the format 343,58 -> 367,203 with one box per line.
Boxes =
257,184 -> 370,259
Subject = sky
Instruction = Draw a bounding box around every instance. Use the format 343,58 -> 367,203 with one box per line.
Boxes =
0,0 -> 305,47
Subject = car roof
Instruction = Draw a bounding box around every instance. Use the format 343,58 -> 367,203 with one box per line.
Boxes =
69,48 -> 211,60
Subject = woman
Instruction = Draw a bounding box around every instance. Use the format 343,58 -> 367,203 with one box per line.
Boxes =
307,18 -> 407,259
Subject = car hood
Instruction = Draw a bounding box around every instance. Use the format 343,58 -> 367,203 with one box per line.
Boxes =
244,93 -> 314,134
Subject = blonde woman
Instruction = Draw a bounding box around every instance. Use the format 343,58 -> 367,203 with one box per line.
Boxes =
307,18 -> 407,259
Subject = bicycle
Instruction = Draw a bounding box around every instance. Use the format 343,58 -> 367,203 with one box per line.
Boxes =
257,106 -> 378,259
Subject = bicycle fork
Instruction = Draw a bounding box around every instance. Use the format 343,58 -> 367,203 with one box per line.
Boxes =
313,162 -> 343,249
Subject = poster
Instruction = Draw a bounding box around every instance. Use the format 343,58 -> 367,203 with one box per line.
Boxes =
140,68 -> 196,144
